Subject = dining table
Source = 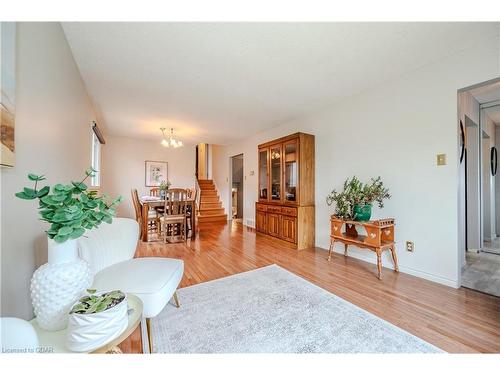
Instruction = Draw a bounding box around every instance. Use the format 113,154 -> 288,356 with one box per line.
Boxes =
139,197 -> 196,242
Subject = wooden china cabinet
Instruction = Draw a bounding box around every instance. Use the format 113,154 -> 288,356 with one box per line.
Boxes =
255,132 -> 315,249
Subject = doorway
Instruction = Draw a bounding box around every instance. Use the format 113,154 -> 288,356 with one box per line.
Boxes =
196,143 -> 209,180
459,78 -> 500,297
231,154 -> 244,222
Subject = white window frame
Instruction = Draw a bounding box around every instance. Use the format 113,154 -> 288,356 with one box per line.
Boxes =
91,130 -> 101,187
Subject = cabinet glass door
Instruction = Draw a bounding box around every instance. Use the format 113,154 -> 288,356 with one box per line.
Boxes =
258,148 -> 269,200
270,144 -> 282,201
284,140 -> 298,202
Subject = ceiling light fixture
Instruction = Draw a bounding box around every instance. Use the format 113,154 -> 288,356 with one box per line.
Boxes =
160,127 -> 183,148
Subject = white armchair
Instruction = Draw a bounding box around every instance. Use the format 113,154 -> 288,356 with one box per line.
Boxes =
78,218 -> 183,353
0,317 -> 39,353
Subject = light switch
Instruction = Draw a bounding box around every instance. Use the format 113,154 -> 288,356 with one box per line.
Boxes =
437,154 -> 447,166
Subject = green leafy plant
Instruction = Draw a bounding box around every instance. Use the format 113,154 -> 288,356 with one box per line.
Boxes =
70,289 -> 125,314
326,176 -> 391,220
362,176 -> 391,209
15,168 -> 122,243
159,180 -> 171,192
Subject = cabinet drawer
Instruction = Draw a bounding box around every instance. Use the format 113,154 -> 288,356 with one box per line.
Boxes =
256,203 -> 268,212
281,207 -> 297,217
267,205 -> 282,213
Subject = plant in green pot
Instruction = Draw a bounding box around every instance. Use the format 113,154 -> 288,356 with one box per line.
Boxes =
354,176 -> 391,221
16,168 -> 122,331
326,176 -> 390,222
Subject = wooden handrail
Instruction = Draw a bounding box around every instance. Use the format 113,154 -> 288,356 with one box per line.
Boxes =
195,178 -> 201,212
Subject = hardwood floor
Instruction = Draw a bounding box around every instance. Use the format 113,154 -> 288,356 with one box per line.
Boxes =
119,221 -> 500,353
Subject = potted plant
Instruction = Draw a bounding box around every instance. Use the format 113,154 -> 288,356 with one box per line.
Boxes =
66,289 -> 128,352
16,168 -> 122,331
354,176 -> 391,221
326,176 -> 390,222
159,180 -> 171,199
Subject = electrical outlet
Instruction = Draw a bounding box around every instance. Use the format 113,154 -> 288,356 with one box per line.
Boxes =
406,241 -> 414,252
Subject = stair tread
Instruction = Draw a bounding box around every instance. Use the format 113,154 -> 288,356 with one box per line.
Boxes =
196,179 -> 225,220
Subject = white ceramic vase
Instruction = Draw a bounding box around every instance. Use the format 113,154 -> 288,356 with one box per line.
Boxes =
30,238 -> 92,331
66,293 -> 128,352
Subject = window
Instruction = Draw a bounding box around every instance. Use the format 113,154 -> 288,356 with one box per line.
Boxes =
91,131 -> 101,187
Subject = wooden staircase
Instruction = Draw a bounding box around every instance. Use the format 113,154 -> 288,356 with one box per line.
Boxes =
197,179 -> 227,223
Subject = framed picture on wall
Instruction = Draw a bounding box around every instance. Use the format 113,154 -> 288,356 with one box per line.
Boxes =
1,22 -> 16,168
145,160 -> 168,187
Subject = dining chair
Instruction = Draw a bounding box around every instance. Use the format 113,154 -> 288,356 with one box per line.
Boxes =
150,187 -> 159,197
160,189 -> 188,243
131,189 -> 160,237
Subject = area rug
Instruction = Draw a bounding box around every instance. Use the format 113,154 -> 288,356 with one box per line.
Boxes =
151,264 -> 443,353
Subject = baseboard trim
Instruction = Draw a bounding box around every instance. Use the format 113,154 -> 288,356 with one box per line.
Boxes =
318,244 -> 459,288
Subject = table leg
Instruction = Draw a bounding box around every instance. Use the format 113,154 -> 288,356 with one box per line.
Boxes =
327,238 -> 335,261
344,243 -> 348,257
141,202 -> 149,242
390,245 -> 399,272
376,248 -> 382,279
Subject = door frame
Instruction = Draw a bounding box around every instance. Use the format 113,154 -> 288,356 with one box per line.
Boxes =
457,76 -> 500,288
229,153 -> 244,223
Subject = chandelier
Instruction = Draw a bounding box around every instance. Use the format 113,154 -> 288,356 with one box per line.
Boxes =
160,127 -> 183,148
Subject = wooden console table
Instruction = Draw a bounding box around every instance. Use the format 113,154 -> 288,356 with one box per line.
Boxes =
328,216 -> 399,279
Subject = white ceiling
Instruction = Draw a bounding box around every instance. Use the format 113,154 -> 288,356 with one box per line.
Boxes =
62,22 -> 499,145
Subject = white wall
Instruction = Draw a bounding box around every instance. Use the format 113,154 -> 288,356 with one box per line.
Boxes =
1,23 -> 98,319
101,135 -> 196,219
213,34 -> 500,288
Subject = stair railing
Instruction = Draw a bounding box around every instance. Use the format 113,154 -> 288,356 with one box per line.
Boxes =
195,178 -> 201,213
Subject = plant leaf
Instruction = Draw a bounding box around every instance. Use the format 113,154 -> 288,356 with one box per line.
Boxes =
57,226 -> 73,236
28,173 -> 45,181
53,234 -> 69,243
36,186 -> 50,198
69,227 -> 85,239
15,191 -> 36,200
